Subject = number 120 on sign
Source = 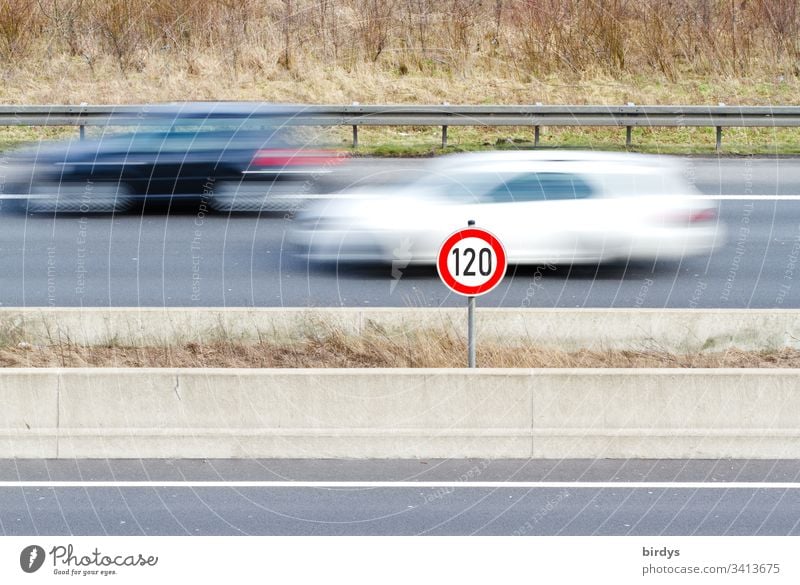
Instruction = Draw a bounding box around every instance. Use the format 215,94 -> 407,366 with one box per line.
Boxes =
451,246 -> 494,276
437,227 -> 507,297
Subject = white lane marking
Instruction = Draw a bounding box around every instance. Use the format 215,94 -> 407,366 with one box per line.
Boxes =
1,193 -> 797,201
241,169 -> 331,174
693,194 -> 800,200
0,481 -> 798,489
53,162 -> 147,166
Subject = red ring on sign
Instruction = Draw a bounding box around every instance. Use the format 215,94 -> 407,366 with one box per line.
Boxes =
436,227 -> 507,296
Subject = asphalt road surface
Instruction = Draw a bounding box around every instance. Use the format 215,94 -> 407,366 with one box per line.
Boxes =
1,156 -> 800,308
0,459 -> 798,536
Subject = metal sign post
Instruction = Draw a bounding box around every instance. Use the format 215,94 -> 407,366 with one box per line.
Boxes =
466,221 -> 476,368
437,220 -> 507,368
468,295 -> 476,368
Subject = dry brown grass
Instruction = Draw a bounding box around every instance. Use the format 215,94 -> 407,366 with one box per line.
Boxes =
4,330 -> 800,368
1,1 -> 799,106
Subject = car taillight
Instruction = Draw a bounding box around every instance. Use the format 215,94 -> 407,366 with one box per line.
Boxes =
662,208 -> 716,225
687,208 -> 716,223
251,149 -> 347,168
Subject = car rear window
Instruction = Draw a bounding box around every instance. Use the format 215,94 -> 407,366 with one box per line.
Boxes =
485,172 -> 594,202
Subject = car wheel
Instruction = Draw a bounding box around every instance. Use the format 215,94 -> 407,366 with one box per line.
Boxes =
24,182 -> 134,214
210,181 -> 309,213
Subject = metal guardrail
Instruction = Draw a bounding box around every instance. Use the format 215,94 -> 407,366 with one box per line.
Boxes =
1,104 -> 798,151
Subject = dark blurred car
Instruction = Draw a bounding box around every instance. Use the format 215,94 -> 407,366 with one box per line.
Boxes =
1,102 -> 345,213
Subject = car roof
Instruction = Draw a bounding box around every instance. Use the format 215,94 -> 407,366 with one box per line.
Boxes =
430,150 -> 683,170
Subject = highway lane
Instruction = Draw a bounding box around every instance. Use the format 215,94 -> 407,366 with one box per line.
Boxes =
1,156 -> 800,308
0,459 -> 798,536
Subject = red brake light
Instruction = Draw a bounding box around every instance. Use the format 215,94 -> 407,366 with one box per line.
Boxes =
661,208 -> 717,225
687,208 -> 716,223
251,149 -> 347,168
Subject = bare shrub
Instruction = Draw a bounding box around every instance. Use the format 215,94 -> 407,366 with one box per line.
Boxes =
4,0 -> 800,92
748,0 -> 800,73
353,0 -> 396,62
0,0 -> 41,62
444,0 -> 480,67
92,0 -> 144,74
36,0 -> 88,58
312,0 -> 343,63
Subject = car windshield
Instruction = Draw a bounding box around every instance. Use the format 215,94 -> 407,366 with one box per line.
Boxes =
401,169 -> 595,203
86,117 -> 295,152
402,171 -> 501,202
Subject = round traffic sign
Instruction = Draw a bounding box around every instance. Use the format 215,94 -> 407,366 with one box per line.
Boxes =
437,227 -> 507,296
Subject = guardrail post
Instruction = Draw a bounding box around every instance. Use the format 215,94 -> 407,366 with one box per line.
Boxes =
79,125 -> 85,141
442,125 -> 448,148
352,125 -> 358,148
625,126 -> 632,147
534,126 -> 540,147
715,126 -> 722,152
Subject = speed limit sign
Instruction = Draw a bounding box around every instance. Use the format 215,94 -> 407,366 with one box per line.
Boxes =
437,223 -> 507,368
437,226 -> 507,296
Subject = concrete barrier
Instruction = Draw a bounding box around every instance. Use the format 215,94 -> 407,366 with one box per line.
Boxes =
2,307 -> 800,351
3,368 -> 799,459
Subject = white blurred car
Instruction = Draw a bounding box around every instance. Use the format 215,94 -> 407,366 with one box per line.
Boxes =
291,151 -> 725,265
